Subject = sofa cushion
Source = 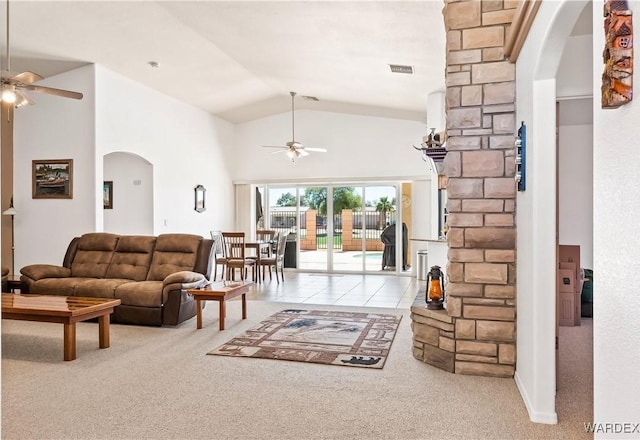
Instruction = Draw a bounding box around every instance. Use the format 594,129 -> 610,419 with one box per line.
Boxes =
115,281 -> 163,308
73,279 -> 133,299
71,233 -> 120,278
29,278 -> 96,296
105,236 -> 156,281
146,234 -> 202,281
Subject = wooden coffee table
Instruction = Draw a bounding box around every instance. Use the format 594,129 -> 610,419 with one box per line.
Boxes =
187,282 -> 252,330
1,294 -> 121,361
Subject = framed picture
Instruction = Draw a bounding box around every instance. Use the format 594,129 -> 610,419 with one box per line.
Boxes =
103,181 -> 113,209
32,159 -> 73,199
194,184 -> 206,213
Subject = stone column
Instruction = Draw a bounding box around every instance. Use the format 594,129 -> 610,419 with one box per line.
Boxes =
444,0 -> 517,377
412,0 -> 517,378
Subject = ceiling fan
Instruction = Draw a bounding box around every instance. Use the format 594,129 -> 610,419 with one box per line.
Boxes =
0,0 -> 83,108
262,91 -> 327,162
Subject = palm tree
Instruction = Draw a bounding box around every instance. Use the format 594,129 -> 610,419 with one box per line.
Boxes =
375,197 -> 394,229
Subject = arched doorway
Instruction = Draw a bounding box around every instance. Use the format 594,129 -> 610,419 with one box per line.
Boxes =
515,0 -> 592,424
103,152 -> 153,234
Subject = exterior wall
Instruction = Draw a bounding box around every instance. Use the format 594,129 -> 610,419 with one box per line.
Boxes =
300,210 -> 317,250
341,209 -> 385,252
412,0 -> 517,378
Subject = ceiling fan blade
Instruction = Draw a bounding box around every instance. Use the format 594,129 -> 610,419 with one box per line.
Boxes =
24,84 -> 83,100
269,149 -> 288,155
8,71 -> 44,85
298,149 -> 310,157
262,145 -> 287,149
304,147 -> 327,153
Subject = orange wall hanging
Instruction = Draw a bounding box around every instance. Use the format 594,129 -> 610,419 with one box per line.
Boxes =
602,0 -> 634,108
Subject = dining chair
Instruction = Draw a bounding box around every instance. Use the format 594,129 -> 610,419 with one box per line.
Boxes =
259,232 -> 288,283
221,232 -> 256,282
209,230 -> 227,281
256,229 -> 277,257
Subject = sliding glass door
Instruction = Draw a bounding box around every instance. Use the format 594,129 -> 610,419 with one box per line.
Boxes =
266,187 -> 300,270
260,183 -> 410,274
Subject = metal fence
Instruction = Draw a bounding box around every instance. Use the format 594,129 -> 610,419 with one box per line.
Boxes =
315,214 -> 342,249
261,209 -> 397,249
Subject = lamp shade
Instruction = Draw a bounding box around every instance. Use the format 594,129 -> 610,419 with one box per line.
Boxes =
2,207 -> 17,216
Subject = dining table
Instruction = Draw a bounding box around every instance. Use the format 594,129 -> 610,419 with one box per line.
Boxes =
245,241 -> 272,283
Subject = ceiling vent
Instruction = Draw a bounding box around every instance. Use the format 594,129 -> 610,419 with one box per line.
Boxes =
389,64 -> 414,74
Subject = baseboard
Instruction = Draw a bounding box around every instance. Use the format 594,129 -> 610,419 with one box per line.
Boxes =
514,371 -> 559,424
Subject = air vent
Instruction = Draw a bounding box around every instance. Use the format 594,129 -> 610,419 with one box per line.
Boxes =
389,64 -> 414,74
302,95 -> 319,101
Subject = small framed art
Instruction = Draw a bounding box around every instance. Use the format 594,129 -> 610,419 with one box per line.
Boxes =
32,159 -> 73,199
104,181 -> 113,209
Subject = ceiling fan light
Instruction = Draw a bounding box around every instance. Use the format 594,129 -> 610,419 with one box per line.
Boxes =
14,95 -> 29,108
1,85 -> 17,104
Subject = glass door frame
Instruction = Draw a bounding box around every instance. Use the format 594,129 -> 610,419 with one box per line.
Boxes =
260,182 -> 410,276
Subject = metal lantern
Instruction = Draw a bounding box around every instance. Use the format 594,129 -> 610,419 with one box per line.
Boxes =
426,265 -> 445,310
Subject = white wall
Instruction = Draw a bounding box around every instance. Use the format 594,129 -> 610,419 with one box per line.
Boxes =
592,1 -> 640,433
94,65 -> 236,238
104,152 -> 153,235
13,65 -> 97,267
13,64 -> 237,267
13,64 -> 431,269
558,100 -> 593,269
233,110 -> 430,182
557,34 -> 593,99
233,109 -> 435,247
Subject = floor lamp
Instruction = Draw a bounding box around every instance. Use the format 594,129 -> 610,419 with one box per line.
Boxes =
3,197 -> 18,275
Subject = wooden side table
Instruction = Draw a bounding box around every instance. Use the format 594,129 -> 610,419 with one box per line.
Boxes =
187,282 -> 252,330
5,275 -> 21,293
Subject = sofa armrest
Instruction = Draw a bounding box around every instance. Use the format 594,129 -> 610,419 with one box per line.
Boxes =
162,271 -> 208,303
21,264 -> 71,281
163,270 -> 207,286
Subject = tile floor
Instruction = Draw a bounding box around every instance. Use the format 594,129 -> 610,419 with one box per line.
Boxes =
244,271 -> 423,309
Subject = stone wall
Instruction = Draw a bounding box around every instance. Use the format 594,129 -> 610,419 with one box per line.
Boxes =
411,0 -> 517,378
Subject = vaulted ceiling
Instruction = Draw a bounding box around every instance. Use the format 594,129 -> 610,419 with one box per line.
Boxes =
3,1 -> 447,124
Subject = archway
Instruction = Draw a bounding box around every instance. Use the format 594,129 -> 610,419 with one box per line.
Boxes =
103,151 -> 153,234
515,0 -> 591,424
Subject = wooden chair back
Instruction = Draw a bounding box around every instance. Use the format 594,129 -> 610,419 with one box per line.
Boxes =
256,230 -> 277,242
221,232 -> 246,261
256,229 -> 277,257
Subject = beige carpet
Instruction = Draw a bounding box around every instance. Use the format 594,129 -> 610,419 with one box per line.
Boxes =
208,308 -> 401,369
1,300 -> 592,439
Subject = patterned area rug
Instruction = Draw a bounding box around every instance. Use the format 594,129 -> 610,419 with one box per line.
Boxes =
208,309 -> 402,369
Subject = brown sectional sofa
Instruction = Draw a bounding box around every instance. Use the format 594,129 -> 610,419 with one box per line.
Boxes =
20,232 -> 213,326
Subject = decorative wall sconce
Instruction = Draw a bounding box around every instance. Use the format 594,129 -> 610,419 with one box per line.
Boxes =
412,128 -> 447,163
194,185 -> 206,213
515,122 -> 526,192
